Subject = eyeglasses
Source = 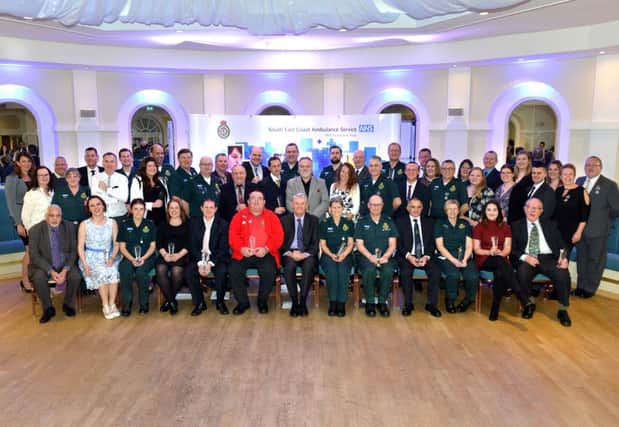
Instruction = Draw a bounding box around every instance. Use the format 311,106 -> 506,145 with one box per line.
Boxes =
37,174 -> 50,177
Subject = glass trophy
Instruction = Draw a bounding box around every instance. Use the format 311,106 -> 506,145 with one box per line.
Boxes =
168,242 -> 176,255
457,246 -> 463,261
103,249 -> 110,262
559,248 -> 568,262
336,237 -> 346,257
249,235 -> 256,252
375,248 -> 382,268
133,245 -> 142,261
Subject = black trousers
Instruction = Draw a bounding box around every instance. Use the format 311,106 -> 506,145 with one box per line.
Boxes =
282,255 -> 316,303
229,255 -> 277,307
30,268 -> 81,311
481,256 -> 527,307
576,236 -> 607,294
516,254 -> 570,306
184,262 -> 229,306
398,258 -> 441,305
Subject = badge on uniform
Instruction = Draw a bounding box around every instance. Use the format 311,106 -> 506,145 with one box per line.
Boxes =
342,223 -> 349,231
449,185 -> 456,192
458,223 -> 465,230
364,224 -> 370,229
165,170 -> 171,176
378,182 -> 384,190
62,193 -> 69,198
397,169 -> 403,175
80,193 -> 87,199
327,226 -> 334,232
382,222 -> 390,231
143,226 -> 150,233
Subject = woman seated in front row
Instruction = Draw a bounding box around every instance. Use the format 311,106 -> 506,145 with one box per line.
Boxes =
472,200 -> 528,321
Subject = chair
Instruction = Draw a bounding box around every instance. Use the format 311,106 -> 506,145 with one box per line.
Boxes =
475,271 -> 555,313
352,269 -> 400,309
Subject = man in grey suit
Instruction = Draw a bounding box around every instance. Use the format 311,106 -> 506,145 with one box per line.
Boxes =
285,157 -> 329,219
28,205 -> 81,323
575,156 -> 619,297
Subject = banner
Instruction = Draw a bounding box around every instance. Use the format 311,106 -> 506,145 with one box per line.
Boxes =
189,114 -> 401,174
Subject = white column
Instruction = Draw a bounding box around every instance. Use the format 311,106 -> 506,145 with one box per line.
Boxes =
72,70 -> 102,165
323,73 -> 344,115
444,67 -> 472,163
203,74 -> 225,114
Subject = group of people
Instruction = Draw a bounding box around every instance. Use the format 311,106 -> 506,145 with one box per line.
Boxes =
4,141 -> 618,326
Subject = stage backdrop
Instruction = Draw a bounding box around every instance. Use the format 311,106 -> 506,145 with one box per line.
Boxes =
189,114 -> 402,175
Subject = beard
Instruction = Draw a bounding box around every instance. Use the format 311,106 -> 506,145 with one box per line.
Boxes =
330,158 -> 340,165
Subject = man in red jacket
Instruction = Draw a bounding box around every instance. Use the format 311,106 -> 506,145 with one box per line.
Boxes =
228,190 -> 284,314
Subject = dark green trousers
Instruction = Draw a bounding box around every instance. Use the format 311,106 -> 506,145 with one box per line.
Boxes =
119,258 -> 154,308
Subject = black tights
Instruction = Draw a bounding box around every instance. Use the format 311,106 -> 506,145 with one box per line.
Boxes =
156,264 -> 185,303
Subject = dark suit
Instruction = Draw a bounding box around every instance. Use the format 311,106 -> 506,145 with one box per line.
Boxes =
259,174 -> 287,215
280,213 -> 319,304
528,182 -> 556,219
219,181 -> 258,223
511,218 -> 570,306
243,161 -> 269,182
396,180 -> 430,217
214,171 -> 232,186
28,220 -> 80,311
78,166 -> 103,187
354,166 -> 370,183
184,216 -> 230,306
395,215 -> 441,306
485,168 -> 501,192
508,175 -> 533,223
575,175 -> 619,294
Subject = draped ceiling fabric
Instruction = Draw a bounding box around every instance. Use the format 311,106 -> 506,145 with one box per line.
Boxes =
0,0 -> 528,35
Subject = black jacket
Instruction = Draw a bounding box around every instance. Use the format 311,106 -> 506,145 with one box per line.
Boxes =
394,215 -> 436,261
395,180 -> 430,217
218,181 -> 258,223
510,218 -> 565,268
187,216 -> 230,265
279,213 -> 319,257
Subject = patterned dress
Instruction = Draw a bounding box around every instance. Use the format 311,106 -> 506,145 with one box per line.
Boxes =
79,218 -> 120,289
495,184 -> 514,219
468,187 -> 495,222
329,183 -> 360,222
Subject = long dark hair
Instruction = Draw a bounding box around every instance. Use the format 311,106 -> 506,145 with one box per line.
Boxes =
138,156 -> 163,191
32,166 -> 55,195
480,200 -> 504,226
335,162 -> 358,190
13,152 -> 36,184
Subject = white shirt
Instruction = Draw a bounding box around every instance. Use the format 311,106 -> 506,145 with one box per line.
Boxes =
86,167 -> 99,188
91,172 -> 129,218
405,180 -> 418,200
524,220 -> 552,256
21,188 -> 53,230
270,173 -> 281,187
528,182 -> 543,198
408,215 -> 425,257
202,217 -> 214,255
251,163 -> 263,180
584,174 -> 600,193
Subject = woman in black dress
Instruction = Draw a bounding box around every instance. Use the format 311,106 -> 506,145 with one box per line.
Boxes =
507,151 -> 533,223
553,163 -> 589,257
130,156 -> 167,226
155,199 -> 190,315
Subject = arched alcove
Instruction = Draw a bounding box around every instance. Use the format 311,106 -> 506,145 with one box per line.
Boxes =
244,90 -> 302,115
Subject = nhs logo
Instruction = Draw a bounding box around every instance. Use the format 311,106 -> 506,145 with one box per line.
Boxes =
359,124 -> 374,133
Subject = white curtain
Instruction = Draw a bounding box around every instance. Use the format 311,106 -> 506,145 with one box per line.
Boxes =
0,0 -> 528,34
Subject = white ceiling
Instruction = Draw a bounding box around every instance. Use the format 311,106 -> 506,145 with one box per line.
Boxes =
0,0 -> 617,52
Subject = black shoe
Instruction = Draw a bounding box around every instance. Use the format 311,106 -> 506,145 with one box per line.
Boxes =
62,304 -> 76,317
570,288 -> 583,297
191,302 -> 207,316
121,306 -> 131,317
445,300 -> 456,314
489,302 -> 500,321
557,310 -> 572,327
39,307 -> 55,324
299,302 -> 309,317
20,281 -> 34,293
337,302 -> 346,317
232,304 -> 250,315
365,303 -> 376,317
378,303 -> 390,317
425,304 -> 442,317
258,301 -> 269,314
290,303 -> 299,317
139,305 -> 149,315
581,290 -> 595,299
160,301 -> 170,312
328,301 -> 337,316
456,300 -> 473,313
215,301 -> 229,315
169,300 -> 179,315
401,303 -> 413,317
522,303 -> 536,319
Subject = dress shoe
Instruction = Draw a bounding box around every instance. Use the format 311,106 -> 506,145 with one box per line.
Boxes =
445,300 -> 456,314
557,310 -> 572,327
425,304 -> 442,317
337,302 -> 346,317
139,305 -> 149,315
19,281 -> 34,293
581,290 -> 595,299
39,307 -> 56,324
521,303 -> 536,319
169,300 -> 179,315
160,301 -> 170,312
299,303 -> 309,317
457,300 -> 473,313
378,303 -> 390,317
489,302 -> 500,321
215,301 -> 229,315
401,303 -> 414,317
121,306 -> 131,317
365,303 -> 376,317
290,303 -> 299,317
191,302 -> 206,316
62,304 -> 76,317
232,304 -> 250,315
328,301 -> 337,316
258,301 -> 269,314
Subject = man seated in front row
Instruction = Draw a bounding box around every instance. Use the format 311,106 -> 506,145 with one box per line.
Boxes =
510,198 -> 572,327
28,205 -> 81,324
228,191 -> 284,315
185,198 -> 230,316
280,193 -> 319,317
394,198 -> 442,317
354,195 -> 398,318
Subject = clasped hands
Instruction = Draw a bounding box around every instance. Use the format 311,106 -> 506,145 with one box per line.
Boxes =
241,246 -> 268,258
407,254 -> 428,267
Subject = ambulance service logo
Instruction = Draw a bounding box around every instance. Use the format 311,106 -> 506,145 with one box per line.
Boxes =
217,120 -> 231,139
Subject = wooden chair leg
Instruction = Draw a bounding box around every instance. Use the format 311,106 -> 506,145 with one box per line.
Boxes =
392,275 -> 400,309
353,274 -> 360,308
275,275 -> 281,308
157,286 -> 162,308
76,290 -> 82,313
476,282 -> 483,313
31,293 -> 37,316
313,274 -> 320,308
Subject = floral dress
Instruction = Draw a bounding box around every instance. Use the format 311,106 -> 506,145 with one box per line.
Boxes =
79,218 -> 120,289
468,187 -> 495,222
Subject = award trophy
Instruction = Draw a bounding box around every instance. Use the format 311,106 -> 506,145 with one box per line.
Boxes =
375,248 -> 382,268
167,242 -> 176,255
133,245 -> 142,261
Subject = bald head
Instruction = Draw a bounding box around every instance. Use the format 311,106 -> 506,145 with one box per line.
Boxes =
199,156 -> 214,177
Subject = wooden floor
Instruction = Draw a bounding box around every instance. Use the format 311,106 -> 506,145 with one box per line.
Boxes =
1,280 -> 619,427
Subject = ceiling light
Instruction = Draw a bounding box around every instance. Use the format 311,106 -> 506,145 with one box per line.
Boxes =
175,30 -> 183,33
479,11 -> 489,16
339,28 -> 347,32
599,50 -> 606,55
23,16 -> 33,20
452,64 -> 457,68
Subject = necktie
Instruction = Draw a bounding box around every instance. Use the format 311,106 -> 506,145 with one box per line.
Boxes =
413,219 -> 422,258
529,223 -> 540,257
296,218 -> 304,252
202,221 -> 211,256
585,179 -> 591,193
237,185 -> 243,204
484,170 -> 489,177
91,170 -> 95,176
407,184 -> 413,201
390,169 -> 395,180
527,185 -> 537,198
254,166 -> 259,179
275,178 -> 280,188
50,227 -> 62,270
356,169 -> 361,176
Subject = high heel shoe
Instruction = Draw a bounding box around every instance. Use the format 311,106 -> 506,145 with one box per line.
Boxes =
19,281 -> 34,293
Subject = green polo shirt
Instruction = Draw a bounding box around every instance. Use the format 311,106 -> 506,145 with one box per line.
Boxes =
320,165 -> 340,191
434,218 -> 471,258
159,164 -> 175,181
381,160 -> 406,184
281,162 -> 299,182
319,216 -> 354,254
168,166 -> 197,200
187,175 -> 220,218
354,215 -> 399,267
51,185 -> 90,224
429,178 -> 467,219
359,176 -> 399,217
117,217 -> 157,256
